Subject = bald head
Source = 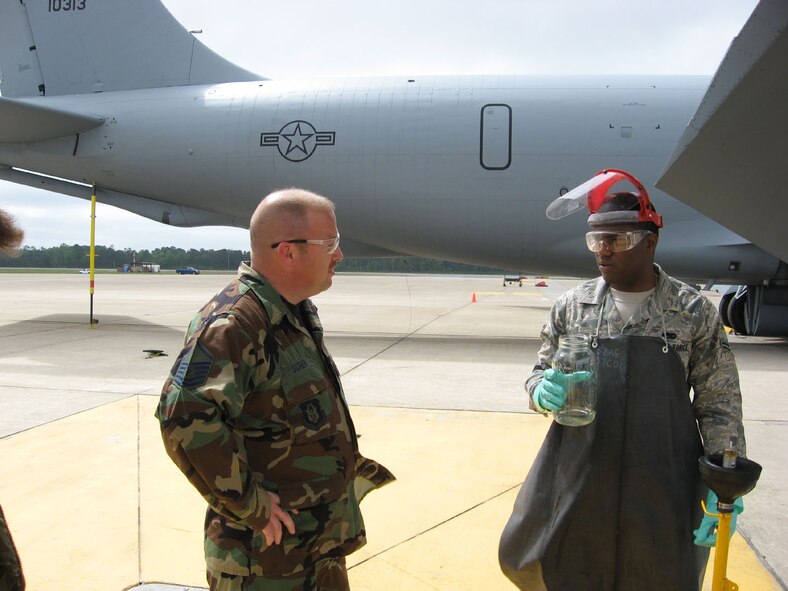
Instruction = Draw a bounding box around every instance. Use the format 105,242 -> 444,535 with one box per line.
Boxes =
250,188 -> 335,254
248,188 -> 343,302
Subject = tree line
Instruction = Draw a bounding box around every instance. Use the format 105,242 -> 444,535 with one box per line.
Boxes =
0,244 -> 248,271
0,243 -> 507,275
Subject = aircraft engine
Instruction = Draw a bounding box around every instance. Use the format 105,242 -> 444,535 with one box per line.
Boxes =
719,284 -> 788,337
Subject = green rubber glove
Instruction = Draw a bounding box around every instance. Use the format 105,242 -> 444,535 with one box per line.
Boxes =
693,490 -> 744,547
532,368 -> 592,412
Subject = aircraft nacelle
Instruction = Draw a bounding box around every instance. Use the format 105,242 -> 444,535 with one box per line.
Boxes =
720,284 -> 788,337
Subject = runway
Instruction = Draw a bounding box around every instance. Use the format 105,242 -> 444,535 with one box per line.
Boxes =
0,271 -> 785,590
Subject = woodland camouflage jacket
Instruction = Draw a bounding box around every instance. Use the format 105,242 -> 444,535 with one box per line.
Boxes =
157,263 -> 394,576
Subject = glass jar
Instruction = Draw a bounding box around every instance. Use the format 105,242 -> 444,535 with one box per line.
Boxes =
552,334 -> 597,426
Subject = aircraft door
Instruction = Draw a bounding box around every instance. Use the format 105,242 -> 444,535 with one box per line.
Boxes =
480,104 -> 511,170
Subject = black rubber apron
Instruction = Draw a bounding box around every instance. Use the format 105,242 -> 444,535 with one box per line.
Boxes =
499,336 -> 708,590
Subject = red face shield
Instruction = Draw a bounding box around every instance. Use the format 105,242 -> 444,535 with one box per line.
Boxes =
546,169 -> 663,228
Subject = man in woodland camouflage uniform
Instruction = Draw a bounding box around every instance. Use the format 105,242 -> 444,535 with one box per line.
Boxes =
157,189 -> 394,591
500,172 -> 746,590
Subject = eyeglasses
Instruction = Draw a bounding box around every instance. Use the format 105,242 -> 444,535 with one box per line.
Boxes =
585,230 -> 652,253
270,234 -> 341,254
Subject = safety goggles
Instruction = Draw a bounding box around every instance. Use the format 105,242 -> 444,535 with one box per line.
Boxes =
270,233 -> 341,254
585,230 -> 652,253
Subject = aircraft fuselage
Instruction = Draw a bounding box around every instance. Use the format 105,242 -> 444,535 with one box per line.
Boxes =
0,75 -> 780,282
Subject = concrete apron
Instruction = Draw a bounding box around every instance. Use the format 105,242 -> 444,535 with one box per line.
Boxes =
0,395 -> 778,591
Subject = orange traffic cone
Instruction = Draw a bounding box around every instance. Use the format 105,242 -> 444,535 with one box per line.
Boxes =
472,292 -> 477,303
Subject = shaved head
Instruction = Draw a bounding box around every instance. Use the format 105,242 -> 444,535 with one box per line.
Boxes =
247,188 -> 342,302
250,188 -> 336,255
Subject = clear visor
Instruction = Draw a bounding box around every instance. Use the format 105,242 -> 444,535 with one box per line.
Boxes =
546,170 -> 640,220
585,230 -> 652,253
546,169 -> 662,228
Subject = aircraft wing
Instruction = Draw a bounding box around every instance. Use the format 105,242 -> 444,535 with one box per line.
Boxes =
0,164 -> 410,257
657,0 -> 788,263
0,97 -> 103,143
0,164 -> 242,227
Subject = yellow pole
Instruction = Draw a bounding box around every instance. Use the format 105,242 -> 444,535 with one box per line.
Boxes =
703,501 -> 738,591
89,185 -> 97,327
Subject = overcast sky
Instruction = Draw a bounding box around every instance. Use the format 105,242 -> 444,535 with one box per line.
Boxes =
1,0 -> 759,251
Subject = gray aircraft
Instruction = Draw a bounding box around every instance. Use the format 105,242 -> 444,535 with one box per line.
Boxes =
0,0 -> 785,335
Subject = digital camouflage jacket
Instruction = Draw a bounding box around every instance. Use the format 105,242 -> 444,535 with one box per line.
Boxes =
525,264 -> 746,456
157,263 -> 394,577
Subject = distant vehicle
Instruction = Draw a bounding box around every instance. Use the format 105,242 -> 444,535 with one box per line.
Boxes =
79,268 -> 89,274
175,266 -> 200,275
118,262 -> 160,273
503,275 -> 522,287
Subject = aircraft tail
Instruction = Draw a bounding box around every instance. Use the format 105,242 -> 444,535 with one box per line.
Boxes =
0,0 -> 262,99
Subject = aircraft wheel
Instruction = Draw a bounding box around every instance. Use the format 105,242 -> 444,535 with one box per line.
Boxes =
719,291 -> 734,327
726,289 -> 748,335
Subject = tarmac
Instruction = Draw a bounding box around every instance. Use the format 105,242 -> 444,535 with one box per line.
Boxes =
0,271 -> 785,591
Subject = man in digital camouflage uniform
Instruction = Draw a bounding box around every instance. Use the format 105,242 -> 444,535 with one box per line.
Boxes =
499,171 -> 746,590
157,188 -> 394,591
